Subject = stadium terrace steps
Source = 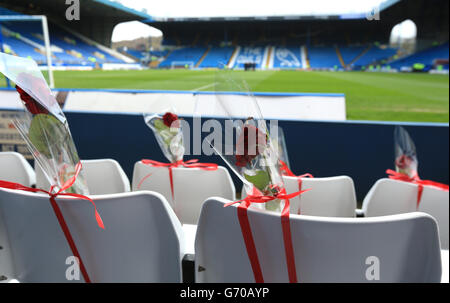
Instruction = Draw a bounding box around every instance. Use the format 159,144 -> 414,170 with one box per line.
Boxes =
348,45 -> 372,66
227,46 -> 240,68
335,46 -> 346,68
265,46 -> 274,69
195,47 -> 210,68
338,45 -> 367,67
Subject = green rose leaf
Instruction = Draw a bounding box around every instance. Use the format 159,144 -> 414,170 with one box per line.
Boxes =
244,169 -> 271,192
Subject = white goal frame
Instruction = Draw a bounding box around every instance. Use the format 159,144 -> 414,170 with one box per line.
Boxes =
0,15 -> 54,88
170,61 -> 195,69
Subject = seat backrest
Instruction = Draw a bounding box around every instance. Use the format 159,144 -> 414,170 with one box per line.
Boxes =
0,152 -> 35,187
0,189 -> 184,282
195,198 -> 441,283
362,178 -> 449,249
418,187 -> 449,249
241,176 -> 357,217
36,159 -> 130,195
362,179 -> 418,217
284,175 -> 357,217
132,161 -> 235,224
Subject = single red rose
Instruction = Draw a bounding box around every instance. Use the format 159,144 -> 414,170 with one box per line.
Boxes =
15,85 -> 48,115
395,154 -> 413,170
163,112 -> 180,128
235,125 -> 267,167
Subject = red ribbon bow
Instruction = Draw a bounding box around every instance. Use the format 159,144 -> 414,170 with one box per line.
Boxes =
279,160 -> 313,214
225,185 -> 311,283
386,169 -> 449,208
139,159 -> 219,200
0,162 -> 104,283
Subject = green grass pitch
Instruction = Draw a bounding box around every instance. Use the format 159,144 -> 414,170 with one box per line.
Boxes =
2,70 -> 448,122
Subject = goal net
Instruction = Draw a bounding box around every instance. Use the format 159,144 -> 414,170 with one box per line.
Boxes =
171,61 -> 195,69
0,15 -> 54,88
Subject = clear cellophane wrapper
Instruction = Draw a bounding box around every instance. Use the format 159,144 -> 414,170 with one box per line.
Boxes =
394,126 -> 418,178
0,52 -> 88,194
144,108 -> 184,163
271,126 -> 291,169
196,70 -> 286,212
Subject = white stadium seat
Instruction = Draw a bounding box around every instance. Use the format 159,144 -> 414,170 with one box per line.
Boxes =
242,176 -> 357,217
0,152 -> 35,187
36,159 -> 130,195
0,189 -> 184,282
195,198 -> 442,283
362,178 -> 449,249
132,161 -> 235,225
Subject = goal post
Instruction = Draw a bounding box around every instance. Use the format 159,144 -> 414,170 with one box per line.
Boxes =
0,15 -> 54,88
170,61 -> 195,69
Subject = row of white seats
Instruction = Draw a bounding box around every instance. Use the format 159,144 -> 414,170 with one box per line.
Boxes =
0,152 -> 448,282
0,189 -> 445,282
0,152 -> 448,248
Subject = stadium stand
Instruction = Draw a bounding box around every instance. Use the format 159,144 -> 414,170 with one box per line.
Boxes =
122,48 -> 146,60
387,42 -> 449,70
1,7 -> 128,66
354,45 -> 398,67
308,46 -> 342,69
273,46 -> 302,69
338,45 -> 367,67
198,46 -> 235,68
1,34 -> 47,63
233,46 -> 266,69
1,1 -> 447,72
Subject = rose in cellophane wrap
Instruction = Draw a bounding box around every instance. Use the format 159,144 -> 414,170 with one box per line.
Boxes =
394,126 -> 418,178
0,52 -> 88,194
271,126 -> 291,169
144,109 -> 184,163
196,70 -> 286,212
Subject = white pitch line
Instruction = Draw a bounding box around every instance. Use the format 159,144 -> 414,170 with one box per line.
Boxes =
190,82 -> 216,92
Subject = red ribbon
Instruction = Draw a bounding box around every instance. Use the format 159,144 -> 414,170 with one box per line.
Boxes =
386,169 -> 449,208
279,160 -> 313,214
225,186 -> 310,283
139,159 -> 219,200
0,162 -> 104,283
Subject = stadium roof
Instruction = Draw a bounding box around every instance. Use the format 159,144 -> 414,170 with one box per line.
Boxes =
0,0 -> 152,20
0,0 -> 153,46
121,0 -> 401,22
